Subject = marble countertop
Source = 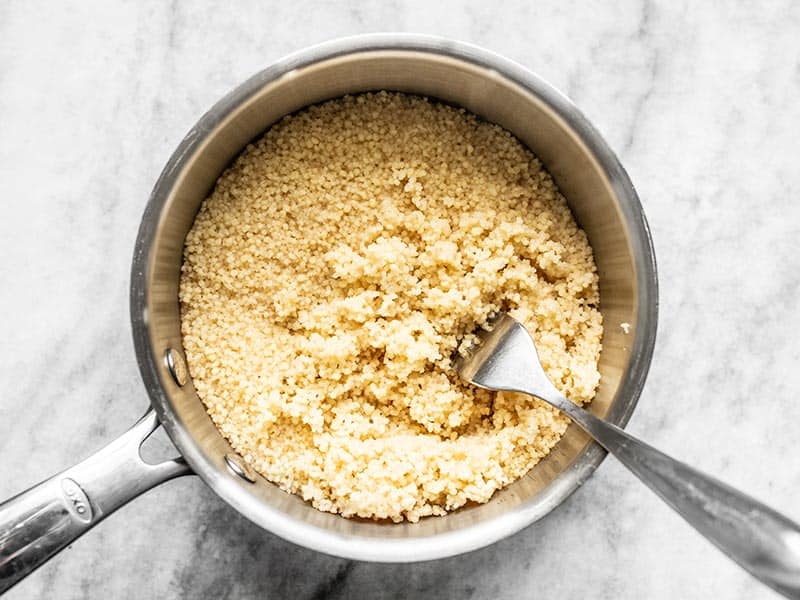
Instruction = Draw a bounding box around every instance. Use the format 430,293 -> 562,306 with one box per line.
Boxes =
2,1 -> 800,598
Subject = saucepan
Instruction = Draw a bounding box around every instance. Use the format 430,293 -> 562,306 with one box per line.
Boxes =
0,33 -> 658,592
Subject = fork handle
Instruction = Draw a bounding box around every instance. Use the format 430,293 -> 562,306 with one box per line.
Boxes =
557,399 -> 800,599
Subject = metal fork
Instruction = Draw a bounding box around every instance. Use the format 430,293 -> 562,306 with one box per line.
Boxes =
455,312 -> 800,599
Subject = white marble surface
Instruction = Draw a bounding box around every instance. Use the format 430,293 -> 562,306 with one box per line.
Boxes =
2,1 -> 800,598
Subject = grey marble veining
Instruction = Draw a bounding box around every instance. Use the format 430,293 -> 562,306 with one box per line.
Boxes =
2,1 -> 800,598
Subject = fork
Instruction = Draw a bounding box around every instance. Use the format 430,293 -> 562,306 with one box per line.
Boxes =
455,313 -> 800,599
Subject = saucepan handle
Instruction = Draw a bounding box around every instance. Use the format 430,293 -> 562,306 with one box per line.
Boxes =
0,409 -> 191,593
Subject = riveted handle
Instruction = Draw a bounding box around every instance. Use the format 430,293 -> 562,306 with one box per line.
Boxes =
0,409 -> 191,593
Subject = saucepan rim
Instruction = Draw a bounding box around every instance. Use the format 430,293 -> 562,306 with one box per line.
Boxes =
129,33 -> 658,562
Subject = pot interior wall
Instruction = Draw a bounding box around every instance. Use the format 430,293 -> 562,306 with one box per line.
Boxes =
139,49 -> 646,546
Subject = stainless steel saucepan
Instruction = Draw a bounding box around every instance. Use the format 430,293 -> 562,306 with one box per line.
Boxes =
0,34 -> 658,592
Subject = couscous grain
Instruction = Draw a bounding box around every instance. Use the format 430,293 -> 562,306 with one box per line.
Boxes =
179,92 -> 602,522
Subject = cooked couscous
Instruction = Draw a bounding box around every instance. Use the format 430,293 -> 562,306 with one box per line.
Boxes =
179,92 -> 602,522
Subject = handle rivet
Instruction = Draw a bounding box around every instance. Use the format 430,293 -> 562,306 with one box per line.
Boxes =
224,453 -> 257,483
164,348 -> 188,387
